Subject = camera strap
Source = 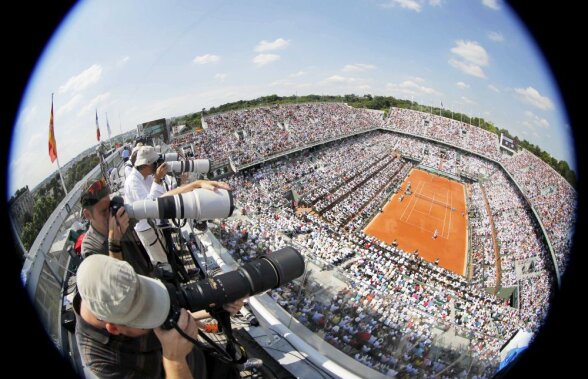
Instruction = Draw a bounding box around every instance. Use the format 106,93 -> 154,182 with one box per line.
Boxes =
211,309 -> 248,364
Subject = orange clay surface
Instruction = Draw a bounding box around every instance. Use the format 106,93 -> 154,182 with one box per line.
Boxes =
364,169 -> 467,275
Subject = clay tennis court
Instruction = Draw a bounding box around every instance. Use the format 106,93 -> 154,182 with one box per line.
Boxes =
364,169 -> 468,275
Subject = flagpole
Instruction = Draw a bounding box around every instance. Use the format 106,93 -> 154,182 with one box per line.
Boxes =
118,112 -> 123,138
105,112 -> 113,150
55,154 -> 68,195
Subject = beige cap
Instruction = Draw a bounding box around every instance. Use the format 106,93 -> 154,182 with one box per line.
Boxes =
134,146 -> 159,166
77,255 -> 170,329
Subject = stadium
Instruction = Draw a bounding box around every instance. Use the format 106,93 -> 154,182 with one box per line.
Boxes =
165,102 -> 574,377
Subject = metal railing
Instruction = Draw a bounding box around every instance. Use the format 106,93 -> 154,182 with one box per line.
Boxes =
21,149 -> 123,355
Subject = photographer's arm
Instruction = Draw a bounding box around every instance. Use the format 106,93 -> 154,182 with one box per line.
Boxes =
154,309 -> 199,379
189,298 -> 247,321
161,180 -> 231,197
107,207 -> 129,260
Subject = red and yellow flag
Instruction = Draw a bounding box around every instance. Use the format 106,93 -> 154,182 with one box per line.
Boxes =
48,96 -> 58,163
96,110 -> 101,141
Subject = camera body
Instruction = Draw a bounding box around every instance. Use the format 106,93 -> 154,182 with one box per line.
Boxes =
156,152 -> 178,166
109,196 -> 125,217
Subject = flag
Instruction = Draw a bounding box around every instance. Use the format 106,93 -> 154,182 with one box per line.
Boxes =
96,110 -> 101,141
48,96 -> 58,163
106,112 -> 112,139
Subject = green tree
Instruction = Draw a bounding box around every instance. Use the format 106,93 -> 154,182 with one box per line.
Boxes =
21,221 -> 37,251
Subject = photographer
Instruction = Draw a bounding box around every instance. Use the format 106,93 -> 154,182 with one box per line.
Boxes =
81,177 -> 153,276
124,143 -> 143,178
123,145 -> 170,263
123,145 -> 229,264
80,176 -> 229,276
74,254 -> 217,378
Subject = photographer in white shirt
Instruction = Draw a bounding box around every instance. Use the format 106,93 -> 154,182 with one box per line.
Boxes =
124,145 -> 228,264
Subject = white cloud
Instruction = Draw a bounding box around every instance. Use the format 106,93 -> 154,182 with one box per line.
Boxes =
487,31 -> 504,42
325,75 -> 358,84
429,0 -> 442,6
449,59 -> 486,78
357,84 -> 372,91
386,80 -> 441,96
514,86 -> 554,110
381,0 -> 422,12
289,71 -> 306,78
461,96 -> 476,105
193,54 -> 220,64
214,73 -> 227,81
252,54 -> 280,66
482,0 -> 501,10
117,56 -> 130,67
254,38 -> 290,52
456,81 -> 470,89
342,63 -> 377,73
488,84 -> 500,93
58,64 -> 103,94
57,94 -> 83,117
78,92 -> 111,117
451,40 -> 489,66
448,40 -> 489,78
524,110 -> 550,128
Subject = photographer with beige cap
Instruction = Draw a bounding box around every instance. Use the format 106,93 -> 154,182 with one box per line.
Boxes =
75,254 -> 205,378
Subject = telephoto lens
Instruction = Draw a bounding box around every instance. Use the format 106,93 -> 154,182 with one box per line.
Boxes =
119,187 -> 234,221
165,159 -> 210,174
161,247 -> 305,329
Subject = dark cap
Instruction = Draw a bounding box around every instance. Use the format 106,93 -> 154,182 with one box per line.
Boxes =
80,178 -> 110,207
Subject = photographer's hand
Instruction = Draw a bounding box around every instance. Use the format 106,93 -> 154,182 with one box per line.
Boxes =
180,172 -> 189,186
115,207 -> 129,235
223,297 -> 246,316
189,180 -> 231,192
108,208 -> 129,259
154,308 -> 197,379
155,309 -> 198,358
161,179 -> 231,197
154,163 -> 168,185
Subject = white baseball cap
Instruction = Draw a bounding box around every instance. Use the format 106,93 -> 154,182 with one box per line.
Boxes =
134,146 -> 159,166
77,255 -> 170,329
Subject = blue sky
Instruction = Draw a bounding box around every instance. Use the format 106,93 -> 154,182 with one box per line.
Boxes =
8,0 -> 574,197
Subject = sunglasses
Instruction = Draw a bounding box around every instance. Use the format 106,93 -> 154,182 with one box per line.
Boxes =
81,178 -> 110,207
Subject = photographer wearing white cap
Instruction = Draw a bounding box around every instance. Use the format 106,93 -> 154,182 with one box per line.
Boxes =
74,254 -> 203,378
124,145 -> 229,265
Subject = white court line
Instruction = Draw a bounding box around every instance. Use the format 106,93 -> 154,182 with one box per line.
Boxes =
401,181 -> 424,223
398,176 -> 417,221
400,216 -> 434,235
408,181 -> 426,221
427,191 -> 435,215
401,213 -> 449,240
448,191 -> 453,238
413,208 -> 445,221
399,187 -> 417,222
441,190 -> 449,238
